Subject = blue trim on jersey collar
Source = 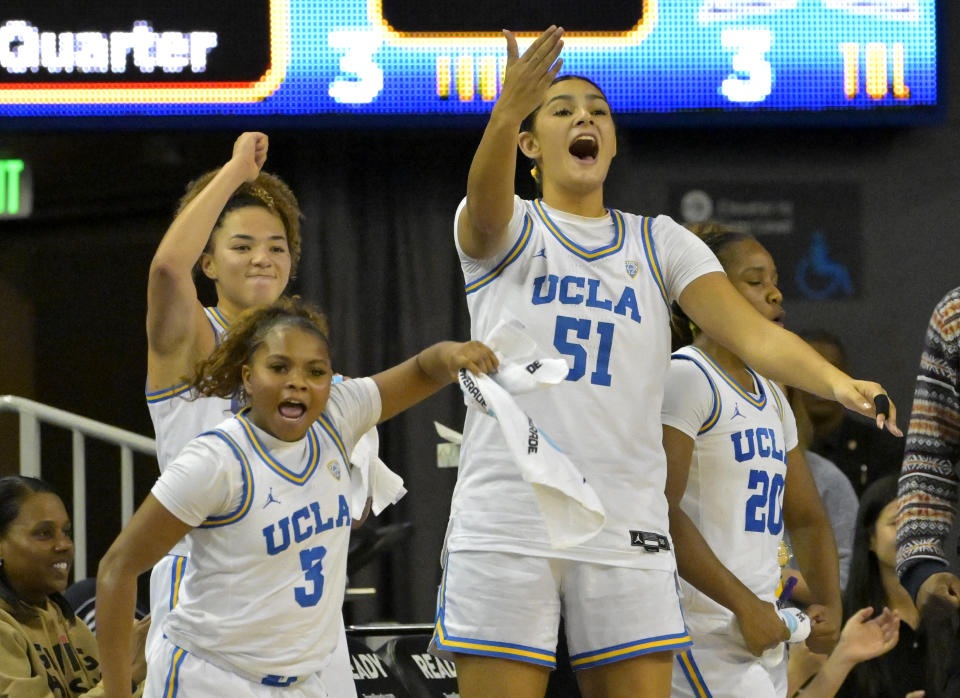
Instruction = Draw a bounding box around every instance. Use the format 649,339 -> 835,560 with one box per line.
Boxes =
236,410 -> 322,485
316,413 -> 349,465
685,347 -> 767,410
532,199 -> 624,261
464,214 -> 533,295
765,377 -> 785,419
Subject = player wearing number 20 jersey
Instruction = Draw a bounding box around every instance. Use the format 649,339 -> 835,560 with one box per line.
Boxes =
662,345 -> 798,619
662,345 -> 798,697
448,196 -> 722,568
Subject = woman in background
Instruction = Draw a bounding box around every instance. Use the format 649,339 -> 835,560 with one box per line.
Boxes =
0,475 -> 147,696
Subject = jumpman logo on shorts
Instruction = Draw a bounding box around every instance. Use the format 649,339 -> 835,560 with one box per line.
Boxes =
263,488 -> 281,508
730,402 -> 746,420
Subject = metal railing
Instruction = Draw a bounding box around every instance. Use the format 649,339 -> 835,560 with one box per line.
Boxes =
0,395 -> 156,580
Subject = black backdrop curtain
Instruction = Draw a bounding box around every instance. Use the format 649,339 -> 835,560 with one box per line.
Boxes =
289,129 -> 496,623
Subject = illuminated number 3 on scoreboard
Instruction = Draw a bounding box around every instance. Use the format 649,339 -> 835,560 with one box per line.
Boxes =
841,43 -> 910,100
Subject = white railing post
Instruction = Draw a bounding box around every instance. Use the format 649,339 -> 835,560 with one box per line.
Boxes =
121,447 -> 134,526
71,430 -> 87,581
18,412 -> 40,478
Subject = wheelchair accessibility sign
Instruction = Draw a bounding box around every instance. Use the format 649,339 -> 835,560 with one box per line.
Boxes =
670,182 -> 860,301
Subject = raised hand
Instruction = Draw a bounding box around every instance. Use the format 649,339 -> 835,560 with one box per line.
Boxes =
833,606 -> 900,665
230,131 -> 269,182
494,26 -> 565,124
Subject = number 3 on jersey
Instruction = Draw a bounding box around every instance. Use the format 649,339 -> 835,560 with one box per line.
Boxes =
553,315 -> 615,386
744,469 -> 784,535
295,546 -> 326,607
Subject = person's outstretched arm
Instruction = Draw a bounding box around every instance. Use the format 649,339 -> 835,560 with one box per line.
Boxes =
679,273 -> 900,434
372,341 -> 499,423
783,447 -> 842,653
457,27 -> 563,259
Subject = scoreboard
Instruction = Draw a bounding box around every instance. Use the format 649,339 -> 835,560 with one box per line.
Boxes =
0,0 -> 940,127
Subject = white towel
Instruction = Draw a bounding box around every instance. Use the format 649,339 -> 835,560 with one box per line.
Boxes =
349,428 -> 407,517
458,320 -> 606,548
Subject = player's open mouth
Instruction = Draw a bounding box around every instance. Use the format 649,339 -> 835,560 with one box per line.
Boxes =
569,135 -> 599,162
278,401 -> 306,420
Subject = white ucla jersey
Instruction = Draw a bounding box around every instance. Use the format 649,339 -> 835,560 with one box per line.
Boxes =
449,196 -> 723,569
662,346 -> 798,624
146,306 -> 234,473
152,377 -> 380,681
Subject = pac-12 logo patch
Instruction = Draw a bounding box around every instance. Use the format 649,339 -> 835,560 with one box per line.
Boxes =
625,260 -> 639,278
327,460 -> 341,480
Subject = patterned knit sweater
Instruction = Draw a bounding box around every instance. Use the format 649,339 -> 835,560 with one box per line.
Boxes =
896,286 -> 960,598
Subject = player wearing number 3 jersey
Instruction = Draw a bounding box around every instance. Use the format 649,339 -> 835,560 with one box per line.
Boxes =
436,26 -> 899,698
95,298 -> 499,698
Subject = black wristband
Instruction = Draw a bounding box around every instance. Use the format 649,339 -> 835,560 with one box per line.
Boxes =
874,394 -> 890,419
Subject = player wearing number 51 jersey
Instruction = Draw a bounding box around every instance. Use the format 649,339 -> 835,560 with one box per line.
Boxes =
449,194 -> 722,567
441,40 -> 895,694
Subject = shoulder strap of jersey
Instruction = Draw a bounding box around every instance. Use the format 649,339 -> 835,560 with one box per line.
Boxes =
464,214 -> 533,295
196,426 -> 254,528
671,349 -> 722,434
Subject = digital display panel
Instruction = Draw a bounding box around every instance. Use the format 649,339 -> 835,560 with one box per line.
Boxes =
0,0 -> 940,127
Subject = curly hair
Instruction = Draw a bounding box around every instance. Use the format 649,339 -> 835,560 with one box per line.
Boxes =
670,222 -> 754,350
178,168 -> 303,278
191,296 -> 330,403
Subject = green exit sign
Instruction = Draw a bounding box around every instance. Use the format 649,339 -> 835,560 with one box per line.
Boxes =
0,160 -> 31,218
